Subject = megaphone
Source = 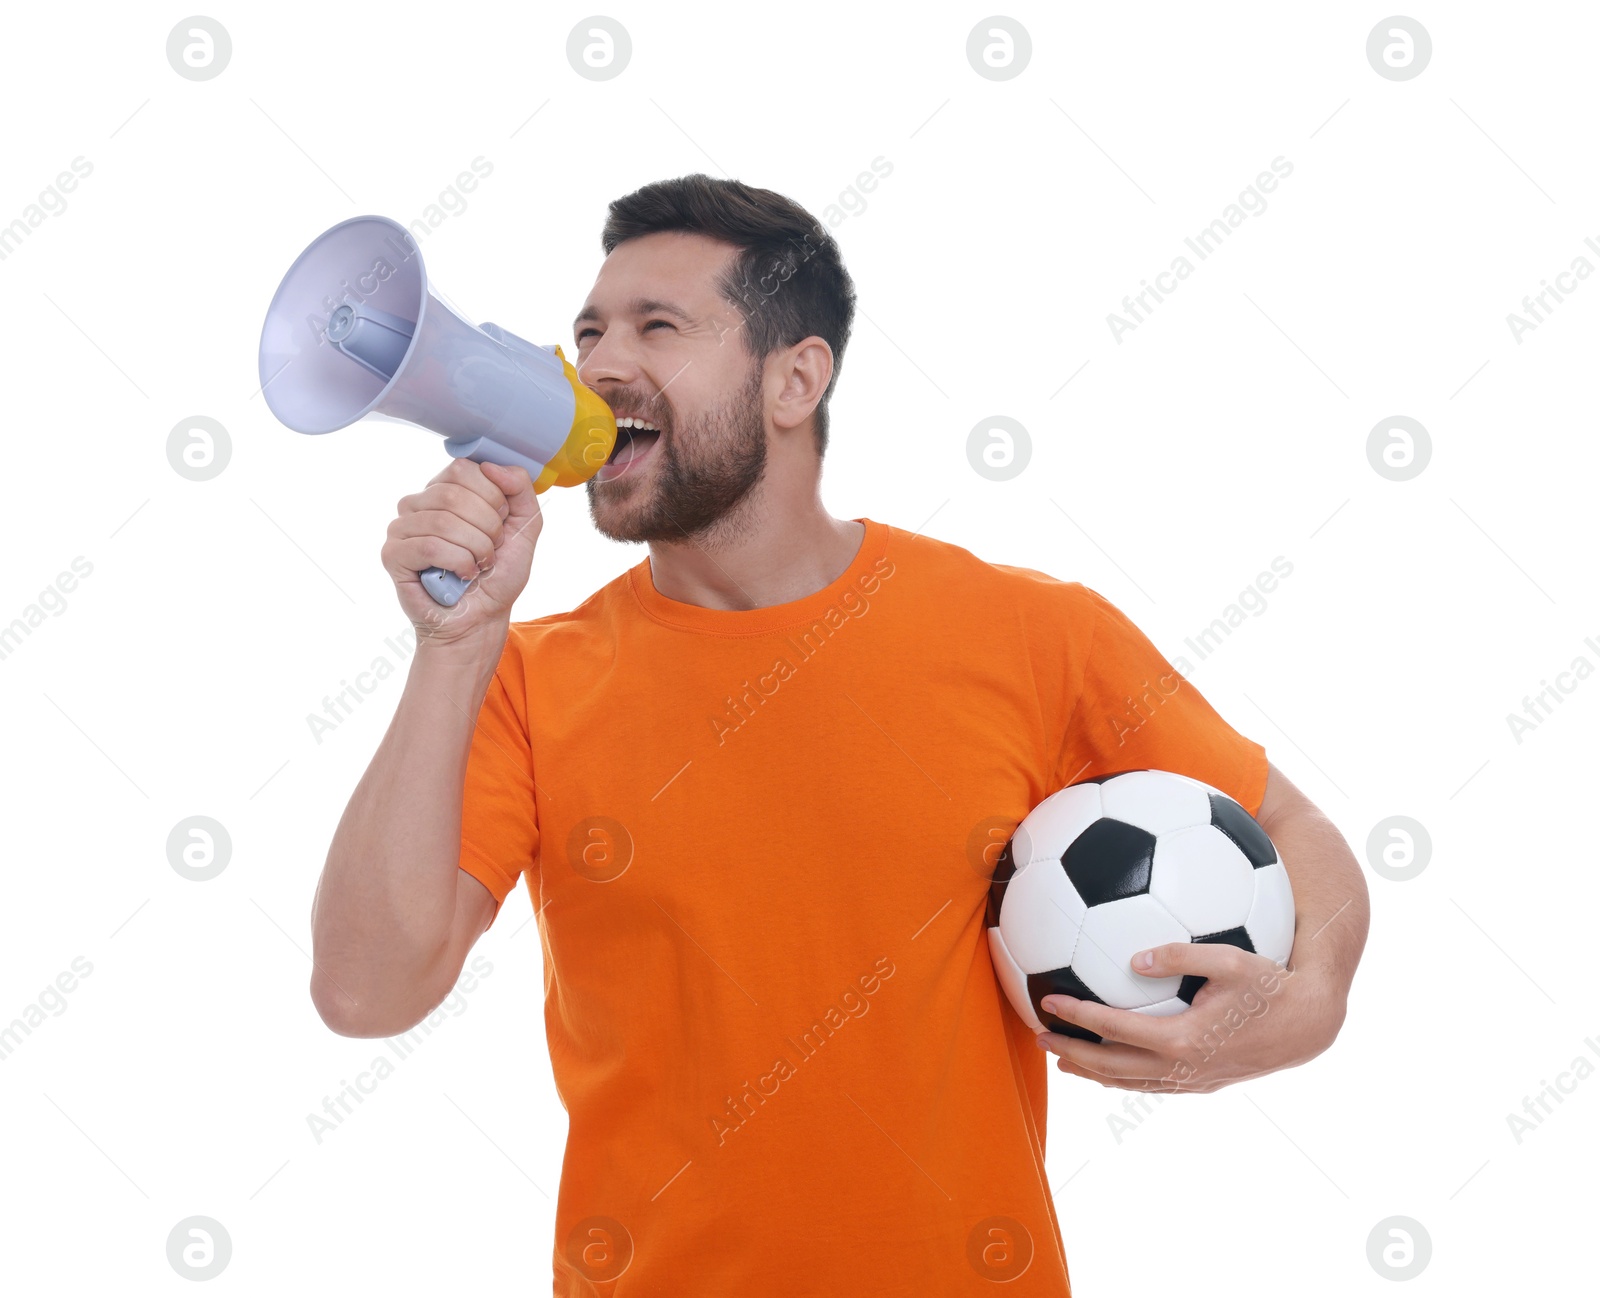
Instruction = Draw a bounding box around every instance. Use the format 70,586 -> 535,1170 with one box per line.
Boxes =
258,215 -> 617,607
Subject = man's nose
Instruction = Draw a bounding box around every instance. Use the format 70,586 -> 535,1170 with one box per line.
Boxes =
573,331 -> 637,384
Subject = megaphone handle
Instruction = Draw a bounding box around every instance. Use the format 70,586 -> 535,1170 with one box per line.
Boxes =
414,434 -> 557,606
420,567 -> 472,607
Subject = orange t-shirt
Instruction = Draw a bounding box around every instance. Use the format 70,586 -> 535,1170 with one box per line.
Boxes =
458,516 -> 1268,1297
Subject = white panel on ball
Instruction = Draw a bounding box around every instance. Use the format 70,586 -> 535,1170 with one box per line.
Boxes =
1011,784 -> 1102,866
1071,895 -> 1189,1008
1099,769 -> 1213,836
1149,824 -> 1257,938
1245,859 -> 1296,965
998,858 -> 1088,975
987,928 -> 1047,1034
1135,997 -> 1190,1019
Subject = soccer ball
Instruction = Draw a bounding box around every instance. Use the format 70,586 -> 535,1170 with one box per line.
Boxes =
986,769 -> 1294,1042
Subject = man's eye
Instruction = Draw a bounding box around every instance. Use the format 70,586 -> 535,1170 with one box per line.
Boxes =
575,321 -> 672,343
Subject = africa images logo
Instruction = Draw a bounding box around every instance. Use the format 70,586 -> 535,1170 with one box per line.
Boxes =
709,555 -> 896,744
708,956 -> 895,1146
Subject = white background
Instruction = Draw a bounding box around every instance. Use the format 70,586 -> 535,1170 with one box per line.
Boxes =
1,2 -> 1593,1292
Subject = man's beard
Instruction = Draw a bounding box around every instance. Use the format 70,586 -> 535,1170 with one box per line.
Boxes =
585,359 -> 767,546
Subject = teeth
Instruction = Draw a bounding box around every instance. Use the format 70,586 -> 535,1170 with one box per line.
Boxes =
616,417 -> 660,432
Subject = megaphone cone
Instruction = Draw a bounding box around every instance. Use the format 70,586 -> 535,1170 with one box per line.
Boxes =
258,215 -> 616,606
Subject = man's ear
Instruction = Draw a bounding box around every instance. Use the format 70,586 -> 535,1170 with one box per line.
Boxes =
771,337 -> 833,433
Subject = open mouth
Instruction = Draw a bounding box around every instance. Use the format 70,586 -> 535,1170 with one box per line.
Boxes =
599,427 -> 661,481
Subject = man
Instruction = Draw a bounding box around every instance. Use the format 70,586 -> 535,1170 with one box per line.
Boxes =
310,174 -> 1369,1296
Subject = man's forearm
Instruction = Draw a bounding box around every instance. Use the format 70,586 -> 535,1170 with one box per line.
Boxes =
1261,802 -> 1371,996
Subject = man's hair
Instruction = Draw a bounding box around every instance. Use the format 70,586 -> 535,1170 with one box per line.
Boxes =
600,174 -> 856,458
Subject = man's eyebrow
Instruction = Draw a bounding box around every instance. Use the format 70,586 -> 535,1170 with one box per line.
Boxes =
573,297 -> 694,332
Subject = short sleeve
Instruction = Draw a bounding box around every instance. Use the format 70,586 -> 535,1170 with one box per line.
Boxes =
458,639 -> 540,927
1055,586 -> 1269,818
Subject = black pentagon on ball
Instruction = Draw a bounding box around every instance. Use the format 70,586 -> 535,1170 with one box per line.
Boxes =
1061,818 -> 1157,907
985,838 -> 1018,929
1208,793 -> 1276,868
1176,926 -> 1257,1005
1026,966 -> 1106,1043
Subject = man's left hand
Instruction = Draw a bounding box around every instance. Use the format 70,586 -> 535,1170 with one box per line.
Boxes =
1033,940 -> 1346,1094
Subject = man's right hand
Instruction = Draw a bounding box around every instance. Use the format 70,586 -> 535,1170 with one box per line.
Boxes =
381,459 -> 543,645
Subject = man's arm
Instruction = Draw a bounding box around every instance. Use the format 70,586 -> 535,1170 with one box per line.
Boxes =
1034,760 -> 1370,1092
309,631 -> 507,1038
1255,760 -> 1370,1001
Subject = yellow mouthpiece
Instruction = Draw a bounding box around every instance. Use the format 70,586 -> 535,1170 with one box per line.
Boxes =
532,345 -> 618,493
